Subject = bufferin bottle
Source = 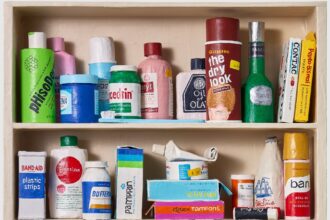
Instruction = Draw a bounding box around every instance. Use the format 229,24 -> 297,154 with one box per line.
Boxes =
243,21 -> 274,122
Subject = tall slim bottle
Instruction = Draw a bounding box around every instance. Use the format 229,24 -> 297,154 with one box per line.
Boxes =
47,37 -> 76,122
243,22 -> 274,122
21,32 -> 55,122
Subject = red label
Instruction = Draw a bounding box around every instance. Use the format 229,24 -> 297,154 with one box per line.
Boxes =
57,184 -> 66,193
205,43 -> 241,121
142,82 -> 154,93
285,192 -> 310,217
22,165 -> 44,171
56,156 -> 83,184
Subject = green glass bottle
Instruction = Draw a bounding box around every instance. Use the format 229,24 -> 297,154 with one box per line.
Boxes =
243,21 -> 274,122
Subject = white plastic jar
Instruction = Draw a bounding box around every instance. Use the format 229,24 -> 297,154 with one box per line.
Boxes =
82,161 -> 112,220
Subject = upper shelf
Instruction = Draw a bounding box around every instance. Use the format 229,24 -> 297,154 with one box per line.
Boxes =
9,1 -> 326,18
13,122 -> 317,130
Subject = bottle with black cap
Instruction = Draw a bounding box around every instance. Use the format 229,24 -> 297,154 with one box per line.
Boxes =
176,58 -> 206,120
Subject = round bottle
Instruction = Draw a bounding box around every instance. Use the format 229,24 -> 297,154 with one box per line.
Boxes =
82,161 -> 111,220
109,65 -> 141,118
138,42 -> 173,119
49,135 -> 87,218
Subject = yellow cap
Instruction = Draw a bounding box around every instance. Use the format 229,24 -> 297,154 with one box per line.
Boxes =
283,132 -> 309,160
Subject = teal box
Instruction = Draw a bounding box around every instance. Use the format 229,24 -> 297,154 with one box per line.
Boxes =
147,179 -> 232,202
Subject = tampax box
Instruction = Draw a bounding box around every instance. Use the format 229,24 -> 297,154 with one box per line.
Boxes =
278,38 -> 302,123
18,151 -> 47,219
115,147 -> 143,219
147,179 -> 231,201
153,201 -> 225,219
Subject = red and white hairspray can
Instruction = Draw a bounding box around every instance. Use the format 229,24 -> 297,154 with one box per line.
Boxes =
284,133 -> 311,219
205,17 -> 242,121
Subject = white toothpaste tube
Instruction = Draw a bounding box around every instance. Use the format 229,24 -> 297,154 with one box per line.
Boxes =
18,151 -> 47,220
152,140 -> 218,162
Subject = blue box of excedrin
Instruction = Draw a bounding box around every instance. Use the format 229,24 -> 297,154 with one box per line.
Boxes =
147,179 -> 231,201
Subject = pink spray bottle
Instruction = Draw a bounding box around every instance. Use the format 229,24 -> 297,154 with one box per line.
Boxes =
47,37 -> 76,122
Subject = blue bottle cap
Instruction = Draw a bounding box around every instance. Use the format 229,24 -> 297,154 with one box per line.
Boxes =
60,74 -> 98,84
191,58 -> 205,70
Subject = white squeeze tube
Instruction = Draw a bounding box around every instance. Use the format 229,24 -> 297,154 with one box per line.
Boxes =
152,140 -> 218,162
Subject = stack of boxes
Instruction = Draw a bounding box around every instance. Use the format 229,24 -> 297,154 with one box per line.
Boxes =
147,141 -> 231,219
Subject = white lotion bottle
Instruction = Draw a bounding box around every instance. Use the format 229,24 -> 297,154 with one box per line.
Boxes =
176,58 -> 206,120
49,136 -> 87,218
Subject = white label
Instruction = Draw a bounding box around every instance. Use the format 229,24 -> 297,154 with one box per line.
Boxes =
237,183 -> 254,207
116,168 -> 143,219
141,72 -> 158,112
98,79 -> 109,101
285,175 -> 310,197
250,86 -> 272,105
109,83 -> 141,117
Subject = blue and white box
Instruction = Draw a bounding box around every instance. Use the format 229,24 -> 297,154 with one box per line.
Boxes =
18,151 -> 47,219
147,179 -> 232,202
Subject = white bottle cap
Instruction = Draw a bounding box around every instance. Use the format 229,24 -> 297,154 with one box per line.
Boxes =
267,208 -> 279,220
89,37 -> 116,63
85,161 -> 108,168
110,65 -> 137,72
152,144 -> 166,156
231,174 -> 255,180
28,32 -> 46,48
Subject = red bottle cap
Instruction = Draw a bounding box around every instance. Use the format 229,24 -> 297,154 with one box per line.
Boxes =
206,17 -> 240,41
144,42 -> 162,56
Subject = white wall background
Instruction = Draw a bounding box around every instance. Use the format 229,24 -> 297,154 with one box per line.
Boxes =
0,0 -> 328,219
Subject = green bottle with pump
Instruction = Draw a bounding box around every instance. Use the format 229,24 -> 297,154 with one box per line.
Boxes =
243,21 -> 274,122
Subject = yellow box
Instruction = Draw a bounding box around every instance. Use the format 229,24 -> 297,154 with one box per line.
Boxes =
294,32 -> 316,122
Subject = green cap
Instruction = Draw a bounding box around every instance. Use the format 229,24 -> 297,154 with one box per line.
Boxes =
60,136 -> 78,147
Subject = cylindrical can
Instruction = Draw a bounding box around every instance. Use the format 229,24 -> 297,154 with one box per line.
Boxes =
166,161 -> 208,180
283,133 -> 310,220
109,65 -> 141,118
21,48 -> 55,122
231,174 -> 254,208
60,74 -> 99,123
205,17 -> 242,121
82,161 -> 111,220
233,207 -> 279,220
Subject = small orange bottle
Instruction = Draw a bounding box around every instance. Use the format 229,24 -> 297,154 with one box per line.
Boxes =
231,174 -> 255,208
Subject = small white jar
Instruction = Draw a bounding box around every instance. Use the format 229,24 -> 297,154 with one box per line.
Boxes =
82,161 -> 111,220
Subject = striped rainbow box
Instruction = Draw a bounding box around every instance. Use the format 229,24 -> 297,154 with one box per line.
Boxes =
154,201 -> 225,219
116,147 -> 143,219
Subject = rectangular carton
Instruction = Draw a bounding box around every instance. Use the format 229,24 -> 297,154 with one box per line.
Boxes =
147,179 -> 231,201
18,151 -> 47,220
294,32 -> 316,122
115,147 -> 143,219
277,38 -> 302,123
153,201 -> 225,219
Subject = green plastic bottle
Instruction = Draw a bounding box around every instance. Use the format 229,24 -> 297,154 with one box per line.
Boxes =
21,32 -> 55,123
243,22 -> 274,122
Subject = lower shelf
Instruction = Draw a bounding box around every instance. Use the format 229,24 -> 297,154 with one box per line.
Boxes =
13,122 -> 317,130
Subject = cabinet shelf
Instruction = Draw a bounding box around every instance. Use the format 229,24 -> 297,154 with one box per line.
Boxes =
13,122 -> 317,130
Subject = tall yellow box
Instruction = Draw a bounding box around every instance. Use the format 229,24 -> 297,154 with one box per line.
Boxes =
294,32 -> 316,122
